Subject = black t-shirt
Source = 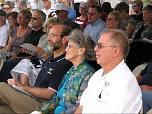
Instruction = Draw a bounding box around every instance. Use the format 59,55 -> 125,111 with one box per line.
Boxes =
134,25 -> 145,40
131,13 -> 143,23
24,29 -> 45,46
17,29 -> 45,57
34,54 -> 72,91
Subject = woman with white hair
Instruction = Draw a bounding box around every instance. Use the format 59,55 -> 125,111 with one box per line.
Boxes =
38,29 -> 95,114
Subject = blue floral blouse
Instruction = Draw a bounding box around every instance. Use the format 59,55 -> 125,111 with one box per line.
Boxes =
41,61 -> 95,114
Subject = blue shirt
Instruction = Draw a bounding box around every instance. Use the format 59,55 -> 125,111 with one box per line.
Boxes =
84,18 -> 106,43
68,7 -> 76,21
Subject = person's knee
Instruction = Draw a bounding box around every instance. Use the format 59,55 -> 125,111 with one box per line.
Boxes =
0,82 -> 8,87
0,82 -> 9,90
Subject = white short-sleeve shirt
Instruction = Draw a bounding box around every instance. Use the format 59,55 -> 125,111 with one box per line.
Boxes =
80,60 -> 142,113
0,23 -> 9,47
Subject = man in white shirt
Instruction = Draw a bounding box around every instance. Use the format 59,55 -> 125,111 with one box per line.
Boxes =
41,0 -> 55,20
27,0 -> 40,10
75,29 -> 142,113
0,9 -> 9,49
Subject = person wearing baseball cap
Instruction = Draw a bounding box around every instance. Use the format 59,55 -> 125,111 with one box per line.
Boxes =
53,3 -> 68,22
54,3 -> 80,30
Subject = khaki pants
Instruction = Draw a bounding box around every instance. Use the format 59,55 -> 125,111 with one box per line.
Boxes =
0,82 -> 44,114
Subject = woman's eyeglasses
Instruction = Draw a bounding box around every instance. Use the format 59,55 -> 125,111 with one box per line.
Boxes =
106,17 -> 113,21
66,44 -> 79,49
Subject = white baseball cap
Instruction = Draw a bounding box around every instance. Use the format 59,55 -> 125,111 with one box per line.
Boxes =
54,3 -> 69,11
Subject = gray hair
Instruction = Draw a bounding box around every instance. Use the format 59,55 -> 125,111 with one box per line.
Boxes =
19,9 -> 32,20
44,17 -> 63,31
46,17 -> 63,26
33,9 -> 46,24
68,29 -> 95,60
108,11 -> 125,30
100,29 -> 129,58
80,2 -> 88,8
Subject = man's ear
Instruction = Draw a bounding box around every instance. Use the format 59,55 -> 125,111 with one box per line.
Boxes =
112,47 -> 120,57
62,36 -> 68,44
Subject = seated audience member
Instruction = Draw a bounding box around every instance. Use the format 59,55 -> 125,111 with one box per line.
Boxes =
0,9 -> 46,82
1,1 -> 14,14
136,61 -> 152,113
101,2 -> 113,15
54,3 -> 80,30
0,9 -> 9,49
5,9 -> 32,58
106,11 -> 125,30
75,2 -> 88,30
57,0 -> 76,21
16,0 -> 28,12
84,5 -> 106,43
9,17 -> 63,86
126,5 -> 152,71
6,11 -> 19,30
131,0 -> 143,23
130,5 -> 152,41
101,2 -> 113,22
75,29 -> 142,113
24,9 -> 46,46
27,0 -> 39,10
41,0 -> 54,20
35,17 -> 63,60
114,2 -> 137,38
0,24 -> 72,113
36,29 -> 95,114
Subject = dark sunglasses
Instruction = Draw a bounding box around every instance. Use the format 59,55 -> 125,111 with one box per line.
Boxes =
31,17 -> 38,20
3,7 -> 10,10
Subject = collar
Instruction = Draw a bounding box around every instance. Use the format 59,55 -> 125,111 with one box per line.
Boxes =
49,53 -> 66,63
90,18 -> 102,26
101,59 -> 125,79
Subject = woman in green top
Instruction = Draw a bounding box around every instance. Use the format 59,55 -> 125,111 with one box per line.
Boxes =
40,29 -> 96,114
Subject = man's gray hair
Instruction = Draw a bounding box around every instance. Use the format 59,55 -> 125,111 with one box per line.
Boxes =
33,9 -> 46,24
100,29 -> 130,58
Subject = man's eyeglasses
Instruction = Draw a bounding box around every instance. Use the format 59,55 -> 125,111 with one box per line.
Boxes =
96,43 -> 116,49
49,33 -> 61,37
